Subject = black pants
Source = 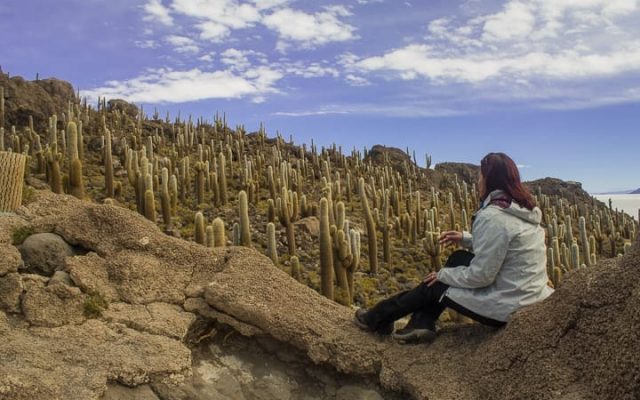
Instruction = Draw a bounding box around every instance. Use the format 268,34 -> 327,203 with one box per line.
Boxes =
363,250 -> 505,333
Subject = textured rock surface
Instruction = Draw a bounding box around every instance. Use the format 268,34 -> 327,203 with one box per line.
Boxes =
0,72 -> 75,132
19,232 -> 75,276
0,189 -> 638,400
0,273 -> 22,313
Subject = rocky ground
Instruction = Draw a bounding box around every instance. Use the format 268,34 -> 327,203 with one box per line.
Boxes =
1,189 -> 639,400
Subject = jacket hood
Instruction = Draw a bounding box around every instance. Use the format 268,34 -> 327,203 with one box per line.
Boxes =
483,190 -> 542,225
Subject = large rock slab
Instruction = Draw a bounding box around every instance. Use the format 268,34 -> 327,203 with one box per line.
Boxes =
0,319 -> 191,399
103,302 -> 196,340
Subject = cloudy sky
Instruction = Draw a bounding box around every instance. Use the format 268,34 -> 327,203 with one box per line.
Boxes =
1,0 -> 639,192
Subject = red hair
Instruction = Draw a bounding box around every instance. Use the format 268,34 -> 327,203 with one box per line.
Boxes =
480,153 -> 536,210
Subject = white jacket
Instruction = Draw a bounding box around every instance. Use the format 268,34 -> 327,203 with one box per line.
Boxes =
437,190 -> 554,322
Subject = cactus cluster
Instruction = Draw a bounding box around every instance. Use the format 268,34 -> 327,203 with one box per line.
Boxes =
2,86 -> 637,309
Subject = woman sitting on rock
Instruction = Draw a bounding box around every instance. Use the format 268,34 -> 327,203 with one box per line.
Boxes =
355,152 -> 553,342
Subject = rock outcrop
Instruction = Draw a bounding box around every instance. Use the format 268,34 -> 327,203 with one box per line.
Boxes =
0,72 -> 75,132
0,189 -> 638,400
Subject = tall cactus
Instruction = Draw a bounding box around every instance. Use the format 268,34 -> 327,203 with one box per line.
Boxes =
423,229 -> 442,270
104,128 -> 114,198
266,222 -> 278,265
194,211 -> 206,245
279,187 -> 297,256
578,216 -> 593,267
218,152 -> 228,205
358,177 -> 378,274
290,255 -> 301,281
333,228 -> 353,305
0,151 -> 26,212
160,168 -> 172,229
144,173 -> 156,222
319,197 -> 334,300
212,217 -> 226,247
67,122 -> 84,199
238,190 -> 251,247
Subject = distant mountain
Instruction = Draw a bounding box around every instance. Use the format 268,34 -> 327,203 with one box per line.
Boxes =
592,189 -> 637,195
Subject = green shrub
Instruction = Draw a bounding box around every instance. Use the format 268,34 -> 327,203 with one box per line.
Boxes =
11,225 -> 34,245
83,291 -> 108,318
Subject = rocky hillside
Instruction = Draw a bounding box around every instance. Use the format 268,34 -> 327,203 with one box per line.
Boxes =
1,189 -> 639,400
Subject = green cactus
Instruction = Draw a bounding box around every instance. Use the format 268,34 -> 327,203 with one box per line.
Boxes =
290,255 -> 301,282
218,152 -> 228,205
143,173 -> 156,222
423,230 -> 442,270
266,222 -> 278,265
206,226 -> 215,248
104,128 -> 114,198
46,149 -> 63,194
238,190 -> 251,247
212,217 -> 226,247
194,211 -> 206,245
67,122 -> 84,199
279,187 -> 297,256
333,228 -> 353,306
319,197 -> 334,300
570,241 -> 580,269
358,177 -> 378,274
578,216 -> 592,267
546,246 -> 555,278
195,161 -> 205,205
160,168 -> 172,230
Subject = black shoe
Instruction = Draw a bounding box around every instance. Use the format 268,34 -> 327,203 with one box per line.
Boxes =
354,308 -> 394,335
354,308 -> 372,330
392,325 -> 437,343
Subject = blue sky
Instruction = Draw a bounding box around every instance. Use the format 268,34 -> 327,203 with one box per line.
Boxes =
1,0 -> 639,192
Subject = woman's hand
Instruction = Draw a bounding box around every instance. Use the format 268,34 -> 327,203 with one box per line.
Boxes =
439,230 -> 463,246
423,271 -> 439,287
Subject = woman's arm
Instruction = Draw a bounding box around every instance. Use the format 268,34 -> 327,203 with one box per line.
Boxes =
461,231 -> 473,249
436,212 -> 509,288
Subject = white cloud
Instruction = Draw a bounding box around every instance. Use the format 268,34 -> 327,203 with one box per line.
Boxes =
283,62 -> 340,78
344,0 -> 640,108
220,48 -> 260,71
134,39 -> 159,49
274,102 -> 463,118
170,0 -> 262,42
199,53 -> 215,62
482,1 -> 536,41
82,67 -> 283,104
166,35 -> 200,53
143,0 -> 174,26
263,6 -> 357,50
345,74 -> 371,86
274,110 -> 349,117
